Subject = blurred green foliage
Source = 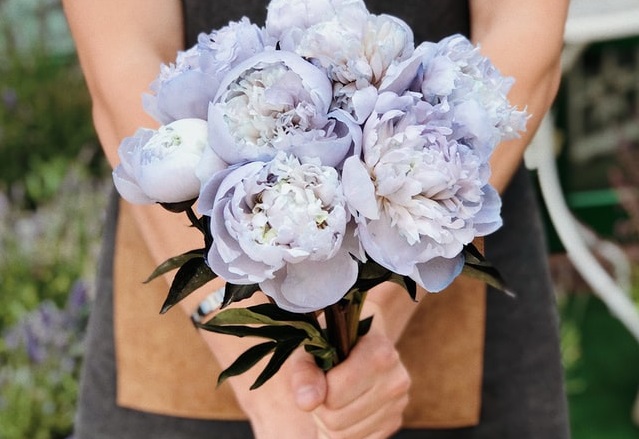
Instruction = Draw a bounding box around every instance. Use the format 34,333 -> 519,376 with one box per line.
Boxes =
0,286 -> 89,439
561,293 -> 639,439
0,3 -> 109,438
0,51 -> 107,209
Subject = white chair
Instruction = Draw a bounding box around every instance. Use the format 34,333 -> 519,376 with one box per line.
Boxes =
525,0 -> 639,425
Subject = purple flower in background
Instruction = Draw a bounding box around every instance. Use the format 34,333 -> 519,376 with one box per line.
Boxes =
2,88 -> 18,111
3,281 -> 90,366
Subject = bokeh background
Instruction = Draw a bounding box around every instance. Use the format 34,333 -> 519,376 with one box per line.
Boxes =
0,0 -> 638,438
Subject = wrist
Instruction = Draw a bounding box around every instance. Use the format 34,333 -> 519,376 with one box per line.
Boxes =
362,281 -> 423,343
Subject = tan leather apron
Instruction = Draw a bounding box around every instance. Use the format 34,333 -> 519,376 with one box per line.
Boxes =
114,200 -> 485,428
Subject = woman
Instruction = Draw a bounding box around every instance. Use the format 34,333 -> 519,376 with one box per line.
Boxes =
63,0 -> 570,437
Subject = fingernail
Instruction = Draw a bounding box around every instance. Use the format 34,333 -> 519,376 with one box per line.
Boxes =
296,385 -> 320,410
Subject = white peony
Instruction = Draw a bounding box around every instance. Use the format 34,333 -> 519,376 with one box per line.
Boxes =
198,153 -> 358,312
208,50 -> 358,167
113,118 -> 225,204
294,12 -> 414,122
265,0 -> 368,43
342,92 -> 502,292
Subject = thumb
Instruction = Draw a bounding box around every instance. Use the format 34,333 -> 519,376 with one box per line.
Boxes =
289,352 -> 327,412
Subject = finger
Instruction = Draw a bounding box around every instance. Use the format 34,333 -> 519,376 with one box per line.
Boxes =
324,334 -> 400,410
314,363 -> 410,433
314,395 -> 408,439
289,351 -> 328,411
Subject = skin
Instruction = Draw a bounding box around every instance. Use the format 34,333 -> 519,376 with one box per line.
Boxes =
62,0 -> 568,437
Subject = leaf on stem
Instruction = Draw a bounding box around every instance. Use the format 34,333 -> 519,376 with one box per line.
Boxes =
463,243 -> 491,266
158,198 -> 197,213
222,283 -> 260,308
202,306 -> 323,340
198,322 -> 308,341
250,339 -> 304,390
160,257 -> 217,314
357,316 -> 374,337
217,341 -> 277,386
461,246 -> 514,296
305,344 -> 338,371
144,249 -> 206,283
353,259 -> 392,292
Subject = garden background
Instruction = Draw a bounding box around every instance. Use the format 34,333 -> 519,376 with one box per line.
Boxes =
1,1 -> 638,438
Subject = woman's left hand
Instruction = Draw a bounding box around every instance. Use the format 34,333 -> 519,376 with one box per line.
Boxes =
290,327 -> 411,439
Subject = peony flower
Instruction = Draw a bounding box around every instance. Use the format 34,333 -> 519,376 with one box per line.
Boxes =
143,46 -> 220,124
294,12 -> 414,122
143,19 -> 273,125
208,50 -> 359,167
113,118 -> 225,204
342,92 -> 502,292
198,17 -> 274,77
419,35 -> 529,159
265,0 -> 368,44
198,153 -> 358,313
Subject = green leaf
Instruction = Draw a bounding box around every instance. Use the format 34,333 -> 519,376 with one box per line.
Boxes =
217,341 -> 277,386
222,283 -> 260,308
463,243 -> 491,267
198,322 -> 308,342
159,198 -> 197,213
160,258 -> 217,314
247,304 -> 321,328
251,339 -> 303,390
206,307 -> 324,339
358,258 -> 391,280
144,249 -> 205,283
305,344 -> 338,371
353,259 -> 392,292
462,263 -> 514,297
357,316 -> 374,337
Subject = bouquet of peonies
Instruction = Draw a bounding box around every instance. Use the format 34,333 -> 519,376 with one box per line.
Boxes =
113,0 -> 526,389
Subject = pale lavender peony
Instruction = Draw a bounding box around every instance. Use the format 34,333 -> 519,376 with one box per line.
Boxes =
208,50 -> 360,167
143,18 -> 272,125
293,12 -> 414,122
198,17 -> 274,77
418,35 -> 528,160
198,153 -> 357,312
143,46 -> 219,124
113,119 -> 225,204
265,0 -> 368,44
342,92 -> 502,292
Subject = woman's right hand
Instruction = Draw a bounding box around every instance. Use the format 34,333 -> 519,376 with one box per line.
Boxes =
200,331 -> 320,438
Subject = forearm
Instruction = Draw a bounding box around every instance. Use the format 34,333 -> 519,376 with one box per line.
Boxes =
63,0 -> 216,309
471,0 -> 569,193
364,0 -> 569,343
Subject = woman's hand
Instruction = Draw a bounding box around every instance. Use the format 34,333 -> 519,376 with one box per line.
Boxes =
290,327 -> 411,439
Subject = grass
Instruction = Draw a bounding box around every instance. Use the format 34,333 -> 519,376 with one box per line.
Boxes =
561,293 -> 639,439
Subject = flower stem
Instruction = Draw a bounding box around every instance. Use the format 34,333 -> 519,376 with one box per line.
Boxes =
186,207 -> 206,234
324,301 -> 351,363
324,290 -> 368,364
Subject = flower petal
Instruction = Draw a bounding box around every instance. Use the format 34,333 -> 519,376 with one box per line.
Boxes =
342,156 -> 379,219
410,254 -> 464,292
112,166 -> 154,204
260,250 -> 357,312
